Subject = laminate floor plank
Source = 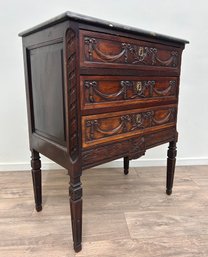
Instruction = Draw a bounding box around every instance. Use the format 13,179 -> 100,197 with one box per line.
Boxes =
0,166 -> 208,257
76,236 -> 205,257
0,244 -> 75,257
125,207 -> 208,239
0,198 -> 34,218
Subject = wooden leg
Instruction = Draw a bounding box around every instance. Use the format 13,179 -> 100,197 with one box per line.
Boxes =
166,141 -> 177,195
69,175 -> 82,252
31,149 -> 42,212
124,156 -> 129,175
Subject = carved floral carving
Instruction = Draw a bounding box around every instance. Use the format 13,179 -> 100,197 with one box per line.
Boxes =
82,136 -> 146,168
84,80 -> 176,103
84,36 -> 178,67
85,108 -> 176,142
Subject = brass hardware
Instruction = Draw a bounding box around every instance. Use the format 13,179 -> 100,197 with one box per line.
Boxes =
136,81 -> 142,93
135,114 -> 142,124
138,47 -> 144,56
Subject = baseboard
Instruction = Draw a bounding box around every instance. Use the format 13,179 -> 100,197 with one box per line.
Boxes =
0,157 -> 208,171
96,157 -> 208,168
0,162 -> 63,172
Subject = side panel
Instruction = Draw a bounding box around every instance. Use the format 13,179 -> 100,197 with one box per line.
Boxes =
22,21 -> 70,168
29,42 -> 66,145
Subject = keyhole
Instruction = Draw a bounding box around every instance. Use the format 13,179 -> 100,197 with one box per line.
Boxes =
136,114 -> 142,124
136,82 -> 142,93
138,47 -> 144,56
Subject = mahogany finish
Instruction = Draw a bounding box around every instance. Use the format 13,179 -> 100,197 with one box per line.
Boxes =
81,76 -> 178,113
19,11 -> 188,253
80,30 -> 182,71
124,156 -> 129,175
31,150 -> 42,212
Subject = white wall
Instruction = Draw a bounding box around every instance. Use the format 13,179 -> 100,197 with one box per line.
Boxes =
0,0 -> 207,171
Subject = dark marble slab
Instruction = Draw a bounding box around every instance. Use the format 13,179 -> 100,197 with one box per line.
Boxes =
19,11 -> 189,44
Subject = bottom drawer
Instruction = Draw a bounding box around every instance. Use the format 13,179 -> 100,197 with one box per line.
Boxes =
82,127 -> 177,169
82,104 -> 177,148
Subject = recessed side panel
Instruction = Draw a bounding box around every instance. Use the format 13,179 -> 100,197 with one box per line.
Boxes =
29,42 -> 66,145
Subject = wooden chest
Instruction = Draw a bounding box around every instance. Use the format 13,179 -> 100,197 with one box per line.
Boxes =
19,11 -> 188,252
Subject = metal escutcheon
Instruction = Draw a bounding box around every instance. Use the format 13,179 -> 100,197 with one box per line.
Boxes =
135,114 -> 142,124
138,47 -> 144,57
136,81 -> 142,93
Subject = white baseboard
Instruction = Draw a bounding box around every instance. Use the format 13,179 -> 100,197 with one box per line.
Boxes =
0,157 -> 208,171
0,162 -> 63,172
97,157 -> 208,168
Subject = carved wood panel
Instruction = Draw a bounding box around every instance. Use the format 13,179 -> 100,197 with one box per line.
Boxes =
80,30 -> 181,70
82,136 -> 146,167
81,77 -> 177,107
82,127 -> 177,169
66,28 -> 79,161
82,106 -> 177,147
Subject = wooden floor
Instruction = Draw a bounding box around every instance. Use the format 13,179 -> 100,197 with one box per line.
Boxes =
0,166 -> 208,257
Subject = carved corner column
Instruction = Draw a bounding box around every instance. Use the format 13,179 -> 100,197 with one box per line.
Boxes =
69,174 -> 83,252
166,141 -> 177,195
66,24 -> 83,253
124,156 -> 129,175
31,149 -> 42,212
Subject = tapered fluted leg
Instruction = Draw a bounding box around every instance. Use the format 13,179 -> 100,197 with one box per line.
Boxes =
166,141 -> 177,195
124,156 -> 129,175
69,175 -> 82,252
31,149 -> 42,212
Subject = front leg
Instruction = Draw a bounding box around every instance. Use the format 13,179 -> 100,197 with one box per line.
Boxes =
124,156 -> 129,175
69,174 -> 82,252
166,141 -> 177,195
31,149 -> 42,212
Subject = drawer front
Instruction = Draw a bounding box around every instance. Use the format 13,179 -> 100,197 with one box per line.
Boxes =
82,128 -> 177,169
82,105 -> 177,148
81,76 -> 178,111
80,30 -> 181,71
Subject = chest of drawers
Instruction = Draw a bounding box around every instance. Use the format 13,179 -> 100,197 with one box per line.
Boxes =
19,11 -> 188,252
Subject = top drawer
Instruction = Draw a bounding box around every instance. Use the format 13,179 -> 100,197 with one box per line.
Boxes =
79,30 -> 182,72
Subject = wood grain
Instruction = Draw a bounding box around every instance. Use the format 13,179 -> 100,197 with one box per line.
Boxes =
80,30 -> 182,72
20,15 -> 187,251
80,76 -> 178,114
82,105 -> 177,148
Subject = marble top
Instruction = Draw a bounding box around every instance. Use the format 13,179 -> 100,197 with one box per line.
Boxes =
19,11 -> 189,44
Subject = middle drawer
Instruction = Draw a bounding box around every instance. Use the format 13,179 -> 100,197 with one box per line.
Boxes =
80,76 -> 178,113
